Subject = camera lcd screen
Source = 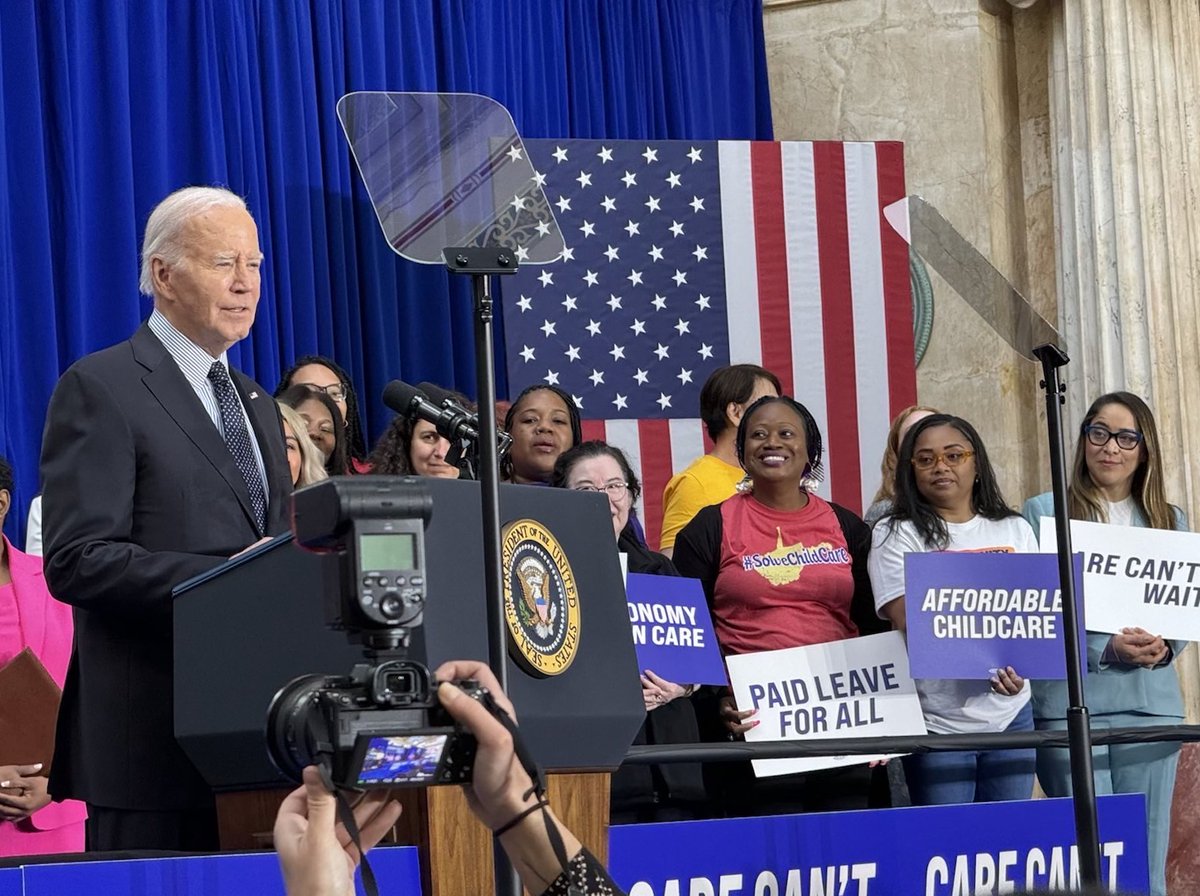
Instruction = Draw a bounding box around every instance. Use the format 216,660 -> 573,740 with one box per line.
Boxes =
355,733 -> 447,785
358,532 -> 417,571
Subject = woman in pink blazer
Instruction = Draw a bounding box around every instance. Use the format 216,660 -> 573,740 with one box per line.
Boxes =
0,457 -> 87,856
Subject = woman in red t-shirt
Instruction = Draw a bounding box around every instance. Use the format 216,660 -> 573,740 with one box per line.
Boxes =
674,396 -> 884,817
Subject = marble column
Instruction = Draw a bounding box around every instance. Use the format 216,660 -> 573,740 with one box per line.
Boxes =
1048,0 -> 1200,510
1043,1 -> 1200,890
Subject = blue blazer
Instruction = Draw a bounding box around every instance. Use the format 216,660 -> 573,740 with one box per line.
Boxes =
1021,492 -> 1186,721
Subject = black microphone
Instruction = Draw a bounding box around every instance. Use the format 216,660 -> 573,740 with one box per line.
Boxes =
417,381 -> 513,457
382,380 -> 479,444
417,382 -> 473,418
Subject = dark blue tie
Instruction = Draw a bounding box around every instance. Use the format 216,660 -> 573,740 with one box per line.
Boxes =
207,361 -> 267,534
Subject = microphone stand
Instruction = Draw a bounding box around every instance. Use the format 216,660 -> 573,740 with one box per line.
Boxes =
1033,343 -> 1101,886
444,246 -> 522,896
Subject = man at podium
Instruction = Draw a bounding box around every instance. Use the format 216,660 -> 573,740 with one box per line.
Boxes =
39,186 -> 293,851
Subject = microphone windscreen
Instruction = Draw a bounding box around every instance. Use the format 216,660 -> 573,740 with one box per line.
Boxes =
382,380 -> 425,414
416,381 -> 459,407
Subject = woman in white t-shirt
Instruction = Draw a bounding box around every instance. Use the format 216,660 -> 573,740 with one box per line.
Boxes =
868,413 -> 1037,805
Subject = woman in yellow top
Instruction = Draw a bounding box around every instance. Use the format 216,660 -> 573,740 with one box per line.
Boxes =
658,364 -> 779,556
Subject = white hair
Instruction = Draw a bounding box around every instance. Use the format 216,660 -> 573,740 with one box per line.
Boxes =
139,186 -> 249,296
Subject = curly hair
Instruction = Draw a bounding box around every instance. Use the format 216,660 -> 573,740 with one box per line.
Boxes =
275,355 -> 367,464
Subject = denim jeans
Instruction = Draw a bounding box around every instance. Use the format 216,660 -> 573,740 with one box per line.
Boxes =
903,700 -> 1035,805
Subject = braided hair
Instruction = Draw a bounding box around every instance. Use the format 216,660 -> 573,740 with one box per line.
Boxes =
501,383 -> 583,481
734,395 -> 825,486
275,355 -> 367,465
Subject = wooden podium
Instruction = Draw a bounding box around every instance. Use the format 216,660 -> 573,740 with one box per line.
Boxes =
175,478 -> 642,893
214,771 -> 609,896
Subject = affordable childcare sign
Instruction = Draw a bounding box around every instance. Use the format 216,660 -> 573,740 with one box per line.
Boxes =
904,552 -> 1085,679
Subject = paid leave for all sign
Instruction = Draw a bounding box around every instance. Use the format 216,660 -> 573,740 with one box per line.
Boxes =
725,631 -> 927,776
1038,517 -> 1200,641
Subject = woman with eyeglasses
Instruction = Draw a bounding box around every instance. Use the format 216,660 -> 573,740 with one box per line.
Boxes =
550,441 -> 706,823
275,356 -> 370,473
673,396 -> 884,817
868,413 -> 1037,806
1021,392 -> 1184,896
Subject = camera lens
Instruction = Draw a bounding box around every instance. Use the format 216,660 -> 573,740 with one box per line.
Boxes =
265,673 -> 333,783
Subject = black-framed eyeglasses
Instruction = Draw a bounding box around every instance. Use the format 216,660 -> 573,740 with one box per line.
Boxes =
1082,424 -> 1142,451
298,382 -> 350,402
911,449 -> 975,470
572,481 -> 629,498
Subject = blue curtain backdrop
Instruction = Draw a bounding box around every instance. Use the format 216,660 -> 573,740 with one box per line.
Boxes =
0,0 -> 771,546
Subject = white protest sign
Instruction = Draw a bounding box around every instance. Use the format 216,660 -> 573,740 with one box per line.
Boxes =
1038,516 -> 1200,640
725,631 -> 927,777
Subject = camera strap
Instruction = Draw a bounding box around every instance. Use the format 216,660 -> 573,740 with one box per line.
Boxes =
486,699 -> 583,896
331,784 -> 384,896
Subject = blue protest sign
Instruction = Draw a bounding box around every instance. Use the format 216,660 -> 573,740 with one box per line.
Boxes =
626,573 -> 726,686
610,794 -> 1149,895
904,552 -> 1085,679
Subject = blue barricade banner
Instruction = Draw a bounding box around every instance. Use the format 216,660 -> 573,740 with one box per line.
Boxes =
626,572 -> 726,686
12,845 -> 420,896
904,552 -> 1085,679
0,869 -> 21,896
609,794 -> 1149,895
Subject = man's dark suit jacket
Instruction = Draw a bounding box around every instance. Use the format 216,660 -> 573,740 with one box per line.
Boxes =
40,323 -> 292,811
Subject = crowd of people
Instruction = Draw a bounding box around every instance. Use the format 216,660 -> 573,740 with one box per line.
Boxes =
0,186 -> 1188,896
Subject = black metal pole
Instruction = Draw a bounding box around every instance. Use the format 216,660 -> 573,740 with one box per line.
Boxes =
470,270 -> 509,691
1032,342 -> 1101,886
448,248 -> 521,896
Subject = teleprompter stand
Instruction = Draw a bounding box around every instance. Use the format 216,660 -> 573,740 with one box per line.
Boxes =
885,197 -> 1102,884
443,246 -> 522,896
330,91 -> 641,896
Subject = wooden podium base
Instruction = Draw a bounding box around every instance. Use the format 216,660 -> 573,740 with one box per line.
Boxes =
216,770 -> 610,895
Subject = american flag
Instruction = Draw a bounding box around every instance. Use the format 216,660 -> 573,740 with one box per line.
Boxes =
502,139 -> 916,549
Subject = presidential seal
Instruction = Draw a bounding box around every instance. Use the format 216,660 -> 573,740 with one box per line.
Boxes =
501,518 -> 581,676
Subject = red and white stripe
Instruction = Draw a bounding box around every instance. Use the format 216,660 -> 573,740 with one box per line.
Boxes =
585,141 -> 916,550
